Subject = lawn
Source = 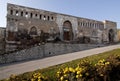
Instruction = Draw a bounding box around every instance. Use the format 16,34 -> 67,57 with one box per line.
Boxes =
1,48 -> 120,81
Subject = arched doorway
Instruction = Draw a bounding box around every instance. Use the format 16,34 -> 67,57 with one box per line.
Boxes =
108,29 -> 114,43
29,26 -> 37,35
83,36 -> 90,43
63,21 -> 73,41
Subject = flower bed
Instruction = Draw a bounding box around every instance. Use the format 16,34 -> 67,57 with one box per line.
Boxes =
1,49 -> 120,81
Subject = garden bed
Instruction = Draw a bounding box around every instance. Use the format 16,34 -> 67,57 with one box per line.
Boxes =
1,49 -> 120,81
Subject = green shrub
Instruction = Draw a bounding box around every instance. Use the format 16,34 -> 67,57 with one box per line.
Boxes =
56,55 -> 120,81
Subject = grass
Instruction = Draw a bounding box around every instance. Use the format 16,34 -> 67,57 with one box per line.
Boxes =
1,48 -> 120,81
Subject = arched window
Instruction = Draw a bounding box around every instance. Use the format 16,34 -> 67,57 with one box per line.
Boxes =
15,11 -> 19,16
43,15 -> 46,20
108,29 -> 114,42
21,11 -> 23,16
35,14 -> 38,18
29,26 -> 37,35
25,12 -> 28,18
48,16 -> 50,20
83,22 -> 85,27
39,14 -> 42,19
51,16 -> 54,20
30,13 -> 33,18
10,10 -> 13,15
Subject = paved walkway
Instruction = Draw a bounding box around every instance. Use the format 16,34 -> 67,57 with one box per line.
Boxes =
0,44 -> 120,80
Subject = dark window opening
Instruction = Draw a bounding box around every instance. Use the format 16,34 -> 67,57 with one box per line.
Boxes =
12,18 -> 14,21
48,16 -> 50,20
109,29 -> 114,43
35,14 -> 37,17
15,19 -> 18,22
16,11 -> 19,16
10,10 -> 13,15
30,13 -> 33,18
51,16 -> 53,20
49,52 -> 51,55
43,16 -> 46,20
39,15 -> 42,19
25,12 -> 28,17
83,22 -> 84,27
21,11 -> 23,16
81,22 -> 82,27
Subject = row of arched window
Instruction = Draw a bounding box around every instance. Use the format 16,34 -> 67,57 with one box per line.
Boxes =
7,18 -> 18,22
9,9 -> 54,21
78,21 -> 104,30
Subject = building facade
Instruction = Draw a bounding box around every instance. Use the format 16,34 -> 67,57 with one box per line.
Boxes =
6,3 -> 118,51
117,29 -> 120,41
0,27 -> 6,52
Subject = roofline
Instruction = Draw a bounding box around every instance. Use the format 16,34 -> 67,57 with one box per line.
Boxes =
7,3 -> 106,23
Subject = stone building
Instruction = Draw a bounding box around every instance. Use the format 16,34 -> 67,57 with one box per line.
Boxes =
117,29 -> 120,41
6,3 -> 118,51
0,27 -> 6,52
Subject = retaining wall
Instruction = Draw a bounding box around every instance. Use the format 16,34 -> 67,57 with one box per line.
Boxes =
0,43 -> 100,64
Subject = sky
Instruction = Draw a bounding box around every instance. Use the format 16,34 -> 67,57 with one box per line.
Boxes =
0,0 -> 120,28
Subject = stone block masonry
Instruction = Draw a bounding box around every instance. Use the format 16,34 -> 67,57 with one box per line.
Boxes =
6,3 -> 118,51
0,43 -> 100,64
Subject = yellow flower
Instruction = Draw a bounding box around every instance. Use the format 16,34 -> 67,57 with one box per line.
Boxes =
100,74 -> 104,76
64,74 -> 67,77
65,67 -> 69,71
64,67 -> 69,73
31,78 -> 34,81
95,64 -> 96,66
75,67 -> 79,71
60,76 -> 64,81
105,62 -> 110,65
77,71 -> 81,75
69,67 -> 75,72
38,79 -> 41,81
79,74 -> 82,77
57,71 -> 60,74
76,75 -> 79,78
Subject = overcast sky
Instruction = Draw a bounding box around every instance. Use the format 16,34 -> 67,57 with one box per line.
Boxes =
0,0 -> 120,28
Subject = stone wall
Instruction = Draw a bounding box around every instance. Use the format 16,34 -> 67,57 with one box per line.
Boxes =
6,3 -> 118,51
117,30 -> 120,41
0,43 -> 100,64
0,27 -> 6,51
103,20 -> 118,42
